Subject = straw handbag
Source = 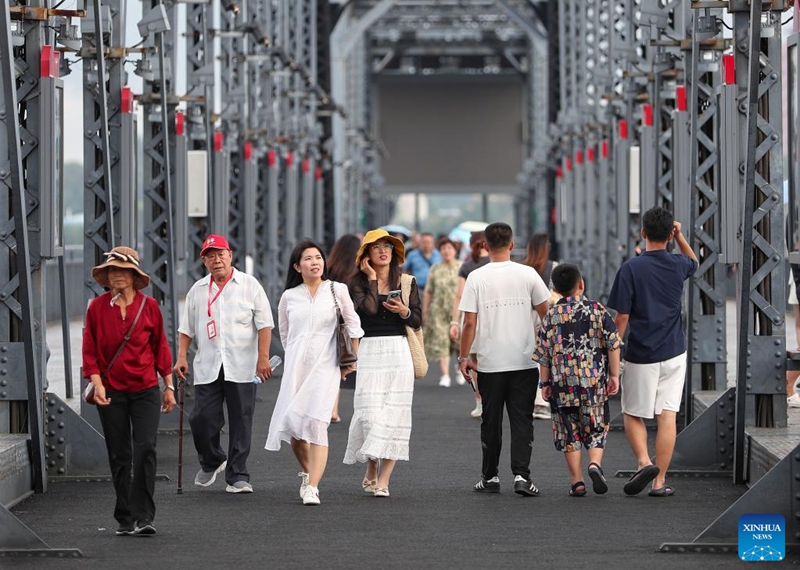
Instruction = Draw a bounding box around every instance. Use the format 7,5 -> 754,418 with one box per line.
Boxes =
400,274 -> 428,379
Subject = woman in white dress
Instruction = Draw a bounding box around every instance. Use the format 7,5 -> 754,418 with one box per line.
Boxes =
344,229 -> 421,497
265,239 -> 363,505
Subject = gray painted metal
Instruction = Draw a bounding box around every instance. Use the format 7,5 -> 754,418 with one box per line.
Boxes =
732,2 -> 787,490
0,0 -> 46,494
670,388 -> 736,473
0,503 -> 82,557
661,439 -> 800,551
44,393 -> 108,477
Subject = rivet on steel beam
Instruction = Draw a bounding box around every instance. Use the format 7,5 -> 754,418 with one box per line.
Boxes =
58,407 -> 64,413
0,391 -> 5,398
48,415 -> 55,422
57,453 -> 64,459
58,437 -> 64,443
58,467 -> 65,474
58,422 -> 65,428
0,380 -> 6,386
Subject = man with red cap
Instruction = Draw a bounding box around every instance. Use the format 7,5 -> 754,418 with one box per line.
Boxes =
174,234 -> 275,493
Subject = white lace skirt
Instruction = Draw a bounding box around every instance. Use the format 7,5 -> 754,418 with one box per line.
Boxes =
343,336 -> 415,463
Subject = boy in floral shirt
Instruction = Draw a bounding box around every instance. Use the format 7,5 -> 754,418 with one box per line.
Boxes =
533,263 -> 621,497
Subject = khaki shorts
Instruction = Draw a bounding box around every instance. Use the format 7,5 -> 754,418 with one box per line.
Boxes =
621,352 -> 687,419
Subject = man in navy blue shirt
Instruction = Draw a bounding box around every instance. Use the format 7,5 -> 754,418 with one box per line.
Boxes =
403,232 -> 442,292
607,207 -> 698,497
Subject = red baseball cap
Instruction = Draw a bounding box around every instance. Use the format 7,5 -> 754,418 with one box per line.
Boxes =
200,234 -> 231,257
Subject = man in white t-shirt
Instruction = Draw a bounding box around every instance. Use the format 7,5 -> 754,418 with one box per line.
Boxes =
458,222 -> 550,496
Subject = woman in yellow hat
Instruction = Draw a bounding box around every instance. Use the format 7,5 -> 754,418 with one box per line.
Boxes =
343,229 -> 421,497
83,246 -> 175,536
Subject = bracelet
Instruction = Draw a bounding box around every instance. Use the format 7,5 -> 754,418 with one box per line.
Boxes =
538,382 -> 551,388
457,356 -> 470,363
164,385 -> 175,391
450,321 -> 459,327
400,309 -> 411,319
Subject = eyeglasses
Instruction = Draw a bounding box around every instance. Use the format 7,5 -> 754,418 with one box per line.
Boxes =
104,250 -> 140,266
370,243 -> 394,252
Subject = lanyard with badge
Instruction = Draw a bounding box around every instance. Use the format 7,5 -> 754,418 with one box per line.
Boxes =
207,271 -> 233,339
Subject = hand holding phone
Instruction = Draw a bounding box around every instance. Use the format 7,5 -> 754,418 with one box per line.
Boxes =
386,290 -> 402,301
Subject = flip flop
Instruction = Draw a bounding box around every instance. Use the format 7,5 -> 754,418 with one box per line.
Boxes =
569,481 -> 587,497
587,462 -> 608,495
648,484 -> 674,497
623,464 -> 660,496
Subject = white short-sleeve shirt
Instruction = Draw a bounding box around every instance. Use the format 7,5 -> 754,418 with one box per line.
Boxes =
459,260 -> 550,373
178,268 -> 274,384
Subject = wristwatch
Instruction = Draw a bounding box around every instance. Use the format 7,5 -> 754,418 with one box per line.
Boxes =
457,356 -> 470,363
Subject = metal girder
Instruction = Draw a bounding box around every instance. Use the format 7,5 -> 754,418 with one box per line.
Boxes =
0,0 -> 46,494
219,4 -> 245,252
183,0 -> 214,282
685,7 -> 727,405
83,0 -> 125,303
733,0 -> 788,485
660,439 -> 800,554
140,0 -> 178,357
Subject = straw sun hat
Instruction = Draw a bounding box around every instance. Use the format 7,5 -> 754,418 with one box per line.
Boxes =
91,246 -> 151,291
354,229 -> 406,266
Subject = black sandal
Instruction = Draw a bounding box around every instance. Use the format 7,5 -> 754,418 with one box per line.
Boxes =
587,462 -> 608,495
569,481 -> 587,497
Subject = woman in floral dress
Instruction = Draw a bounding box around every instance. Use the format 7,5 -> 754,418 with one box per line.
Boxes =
422,238 -> 462,387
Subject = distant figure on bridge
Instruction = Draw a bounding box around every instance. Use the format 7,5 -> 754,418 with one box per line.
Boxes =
607,207 -> 698,497
402,232 -> 442,291
325,233 -> 363,418
265,239 -> 362,506
344,229 -> 422,497
422,237 -> 462,388
458,223 -> 550,496
523,232 -> 560,421
450,231 -> 490,418
174,234 -> 275,494
82,246 -> 175,536
533,263 -> 621,497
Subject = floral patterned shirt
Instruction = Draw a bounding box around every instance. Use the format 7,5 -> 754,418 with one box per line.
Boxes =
533,295 -> 621,408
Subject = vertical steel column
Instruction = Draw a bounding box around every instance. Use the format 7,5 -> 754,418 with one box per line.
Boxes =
685,8 -> 727,402
0,0 -> 46,492
140,0 -> 178,352
733,1 -> 787,484
219,2 -> 246,252
83,0 -> 125,303
184,0 -> 215,281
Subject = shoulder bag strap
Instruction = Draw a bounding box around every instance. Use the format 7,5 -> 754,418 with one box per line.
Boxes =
102,296 -> 147,379
400,274 -> 412,306
330,281 -> 344,322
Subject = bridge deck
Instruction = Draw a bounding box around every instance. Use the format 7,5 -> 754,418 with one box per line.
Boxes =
4,302 -> 799,567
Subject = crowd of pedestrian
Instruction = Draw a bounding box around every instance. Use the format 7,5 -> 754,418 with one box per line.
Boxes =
83,207 -> 708,534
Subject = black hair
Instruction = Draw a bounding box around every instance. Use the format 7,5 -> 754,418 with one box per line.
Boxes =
284,239 -> 328,291
551,263 -> 582,296
642,207 -> 674,243
326,233 -> 361,283
484,222 -> 513,251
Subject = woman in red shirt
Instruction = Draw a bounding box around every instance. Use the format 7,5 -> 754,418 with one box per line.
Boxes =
82,246 -> 175,536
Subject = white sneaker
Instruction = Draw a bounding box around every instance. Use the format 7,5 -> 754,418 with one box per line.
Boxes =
455,374 -> 466,386
788,393 -> 800,408
298,471 -> 310,498
302,485 -> 320,505
533,405 -> 551,420
439,375 -> 451,387
226,480 -> 253,493
470,402 -> 483,418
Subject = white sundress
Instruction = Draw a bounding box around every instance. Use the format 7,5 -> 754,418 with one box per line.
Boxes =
265,281 -> 363,450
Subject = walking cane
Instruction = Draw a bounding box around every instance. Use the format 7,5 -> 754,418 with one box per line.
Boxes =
177,377 -> 186,494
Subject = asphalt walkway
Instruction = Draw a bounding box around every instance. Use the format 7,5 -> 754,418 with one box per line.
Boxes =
8,367 -> 791,569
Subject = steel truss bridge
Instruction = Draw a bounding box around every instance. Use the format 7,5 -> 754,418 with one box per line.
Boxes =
0,0 -> 799,555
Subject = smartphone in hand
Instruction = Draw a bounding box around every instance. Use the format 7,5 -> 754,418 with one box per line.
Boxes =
387,290 -> 402,301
